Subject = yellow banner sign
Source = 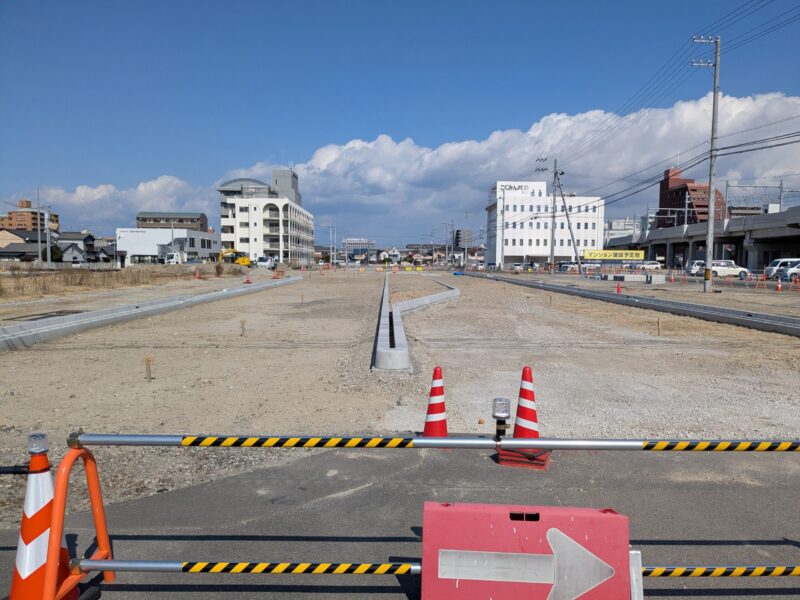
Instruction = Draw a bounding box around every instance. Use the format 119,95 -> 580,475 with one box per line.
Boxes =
582,250 -> 645,260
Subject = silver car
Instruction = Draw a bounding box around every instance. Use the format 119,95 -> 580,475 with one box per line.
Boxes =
766,258 -> 800,280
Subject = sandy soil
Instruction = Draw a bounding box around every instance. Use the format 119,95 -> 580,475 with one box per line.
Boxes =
1,270 -> 798,528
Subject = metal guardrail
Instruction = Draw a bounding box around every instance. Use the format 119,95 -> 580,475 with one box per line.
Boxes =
70,433 -> 800,452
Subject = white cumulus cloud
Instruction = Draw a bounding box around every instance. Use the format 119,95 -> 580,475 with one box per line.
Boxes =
21,92 -> 800,244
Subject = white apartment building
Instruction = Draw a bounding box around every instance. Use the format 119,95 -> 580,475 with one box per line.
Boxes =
217,172 -> 314,266
486,180 -> 604,267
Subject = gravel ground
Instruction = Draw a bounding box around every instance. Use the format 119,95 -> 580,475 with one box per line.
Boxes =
1,270 -> 798,529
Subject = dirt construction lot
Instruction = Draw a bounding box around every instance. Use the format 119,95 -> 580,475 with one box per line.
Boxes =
1,270 -> 799,529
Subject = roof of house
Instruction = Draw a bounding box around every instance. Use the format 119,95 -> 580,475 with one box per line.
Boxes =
58,231 -> 95,241
0,228 -> 41,241
136,212 -> 207,219
0,243 -> 42,257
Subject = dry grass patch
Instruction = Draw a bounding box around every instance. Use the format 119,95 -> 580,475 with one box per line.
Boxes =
0,264 -> 245,299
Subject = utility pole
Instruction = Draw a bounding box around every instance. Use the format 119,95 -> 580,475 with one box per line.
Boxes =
549,160 -> 558,274
556,172 -> 582,276
779,179 -> 784,212
693,35 -> 720,293
463,212 -> 469,269
499,190 -> 505,269
36,188 -> 42,268
45,206 -> 52,268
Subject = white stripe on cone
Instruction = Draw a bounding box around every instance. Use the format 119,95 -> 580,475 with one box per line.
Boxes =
24,471 -> 53,517
430,380 -> 444,388
514,416 -> 540,431
15,530 -> 50,579
425,413 -> 447,422
518,398 -> 537,410
520,380 -> 534,391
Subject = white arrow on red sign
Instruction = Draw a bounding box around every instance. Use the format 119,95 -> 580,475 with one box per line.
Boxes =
438,528 -> 615,600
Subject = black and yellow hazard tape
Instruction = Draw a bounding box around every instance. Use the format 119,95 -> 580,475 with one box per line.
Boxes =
644,566 -> 800,577
642,441 -> 800,451
181,562 -> 414,575
180,436 -> 415,448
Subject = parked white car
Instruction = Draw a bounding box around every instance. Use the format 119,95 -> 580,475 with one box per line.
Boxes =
710,260 -> 749,279
640,261 -> 662,270
685,260 -> 704,276
765,258 -> 800,279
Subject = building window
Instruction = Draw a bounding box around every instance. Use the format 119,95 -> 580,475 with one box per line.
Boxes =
567,239 -> 571,246
559,239 -> 564,246
505,222 -> 509,229
512,239 -> 516,246
584,239 -> 589,246
513,205 -> 517,212
560,223 -> 565,229
528,239 -> 532,246
569,206 -> 573,212
504,204 -> 509,211
512,222 -> 517,229
529,205 -> 533,211
189,238 -> 195,248
504,239 -> 508,246
592,206 -> 597,213
536,239 -> 540,246
239,237 -> 248,244
239,222 -> 249,228
544,222 -> 548,229
239,206 -> 249,212
528,222 -> 532,229
538,190 -> 542,197
592,223 -> 596,230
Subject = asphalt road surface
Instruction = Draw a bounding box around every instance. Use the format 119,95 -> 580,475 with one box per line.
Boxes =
2,445 -> 799,599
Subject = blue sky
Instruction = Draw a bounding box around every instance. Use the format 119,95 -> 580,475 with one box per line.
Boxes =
2,0 -> 799,244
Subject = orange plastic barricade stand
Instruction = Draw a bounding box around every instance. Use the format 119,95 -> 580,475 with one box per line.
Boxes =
755,273 -> 767,289
43,447 -> 114,600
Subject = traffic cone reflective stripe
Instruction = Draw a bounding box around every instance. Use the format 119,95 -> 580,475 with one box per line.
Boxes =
10,451 -> 76,600
423,366 -> 448,437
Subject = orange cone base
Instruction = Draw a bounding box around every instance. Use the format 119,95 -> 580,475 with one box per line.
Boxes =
496,448 -> 551,471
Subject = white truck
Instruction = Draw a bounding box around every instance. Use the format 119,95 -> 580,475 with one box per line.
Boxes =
164,251 -> 187,264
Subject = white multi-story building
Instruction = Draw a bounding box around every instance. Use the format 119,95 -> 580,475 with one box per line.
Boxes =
486,180 -> 604,267
217,171 -> 314,266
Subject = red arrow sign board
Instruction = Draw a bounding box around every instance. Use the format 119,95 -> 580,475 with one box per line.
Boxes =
421,502 -> 630,600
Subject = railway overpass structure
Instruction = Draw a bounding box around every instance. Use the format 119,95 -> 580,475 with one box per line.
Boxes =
606,206 -> 800,270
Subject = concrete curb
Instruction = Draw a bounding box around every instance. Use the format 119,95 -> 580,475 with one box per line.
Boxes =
0,276 -> 300,351
373,275 -> 460,371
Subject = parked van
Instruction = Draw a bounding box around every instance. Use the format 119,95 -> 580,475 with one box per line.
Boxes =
766,258 -> 800,279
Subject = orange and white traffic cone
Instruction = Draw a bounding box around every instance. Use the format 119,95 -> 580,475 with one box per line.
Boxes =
497,367 -> 551,471
10,433 -> 77,600
194,268 -> 201,280
670,273 -> 675,283
616,281 -> 622,294
244,271 -> 252,285
776,278 -> 783,292
422,366 -> 448,437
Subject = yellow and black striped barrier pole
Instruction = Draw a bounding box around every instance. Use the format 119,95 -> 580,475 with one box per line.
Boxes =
71,433 -> 800,452
644,565 -> 800,577
78,560 -> 800,578
79,559 -> 421,575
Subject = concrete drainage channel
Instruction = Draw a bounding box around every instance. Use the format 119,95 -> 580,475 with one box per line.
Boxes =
0,276 -> 300,352
373,275 -> 460,371
465,272 -> 800,338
